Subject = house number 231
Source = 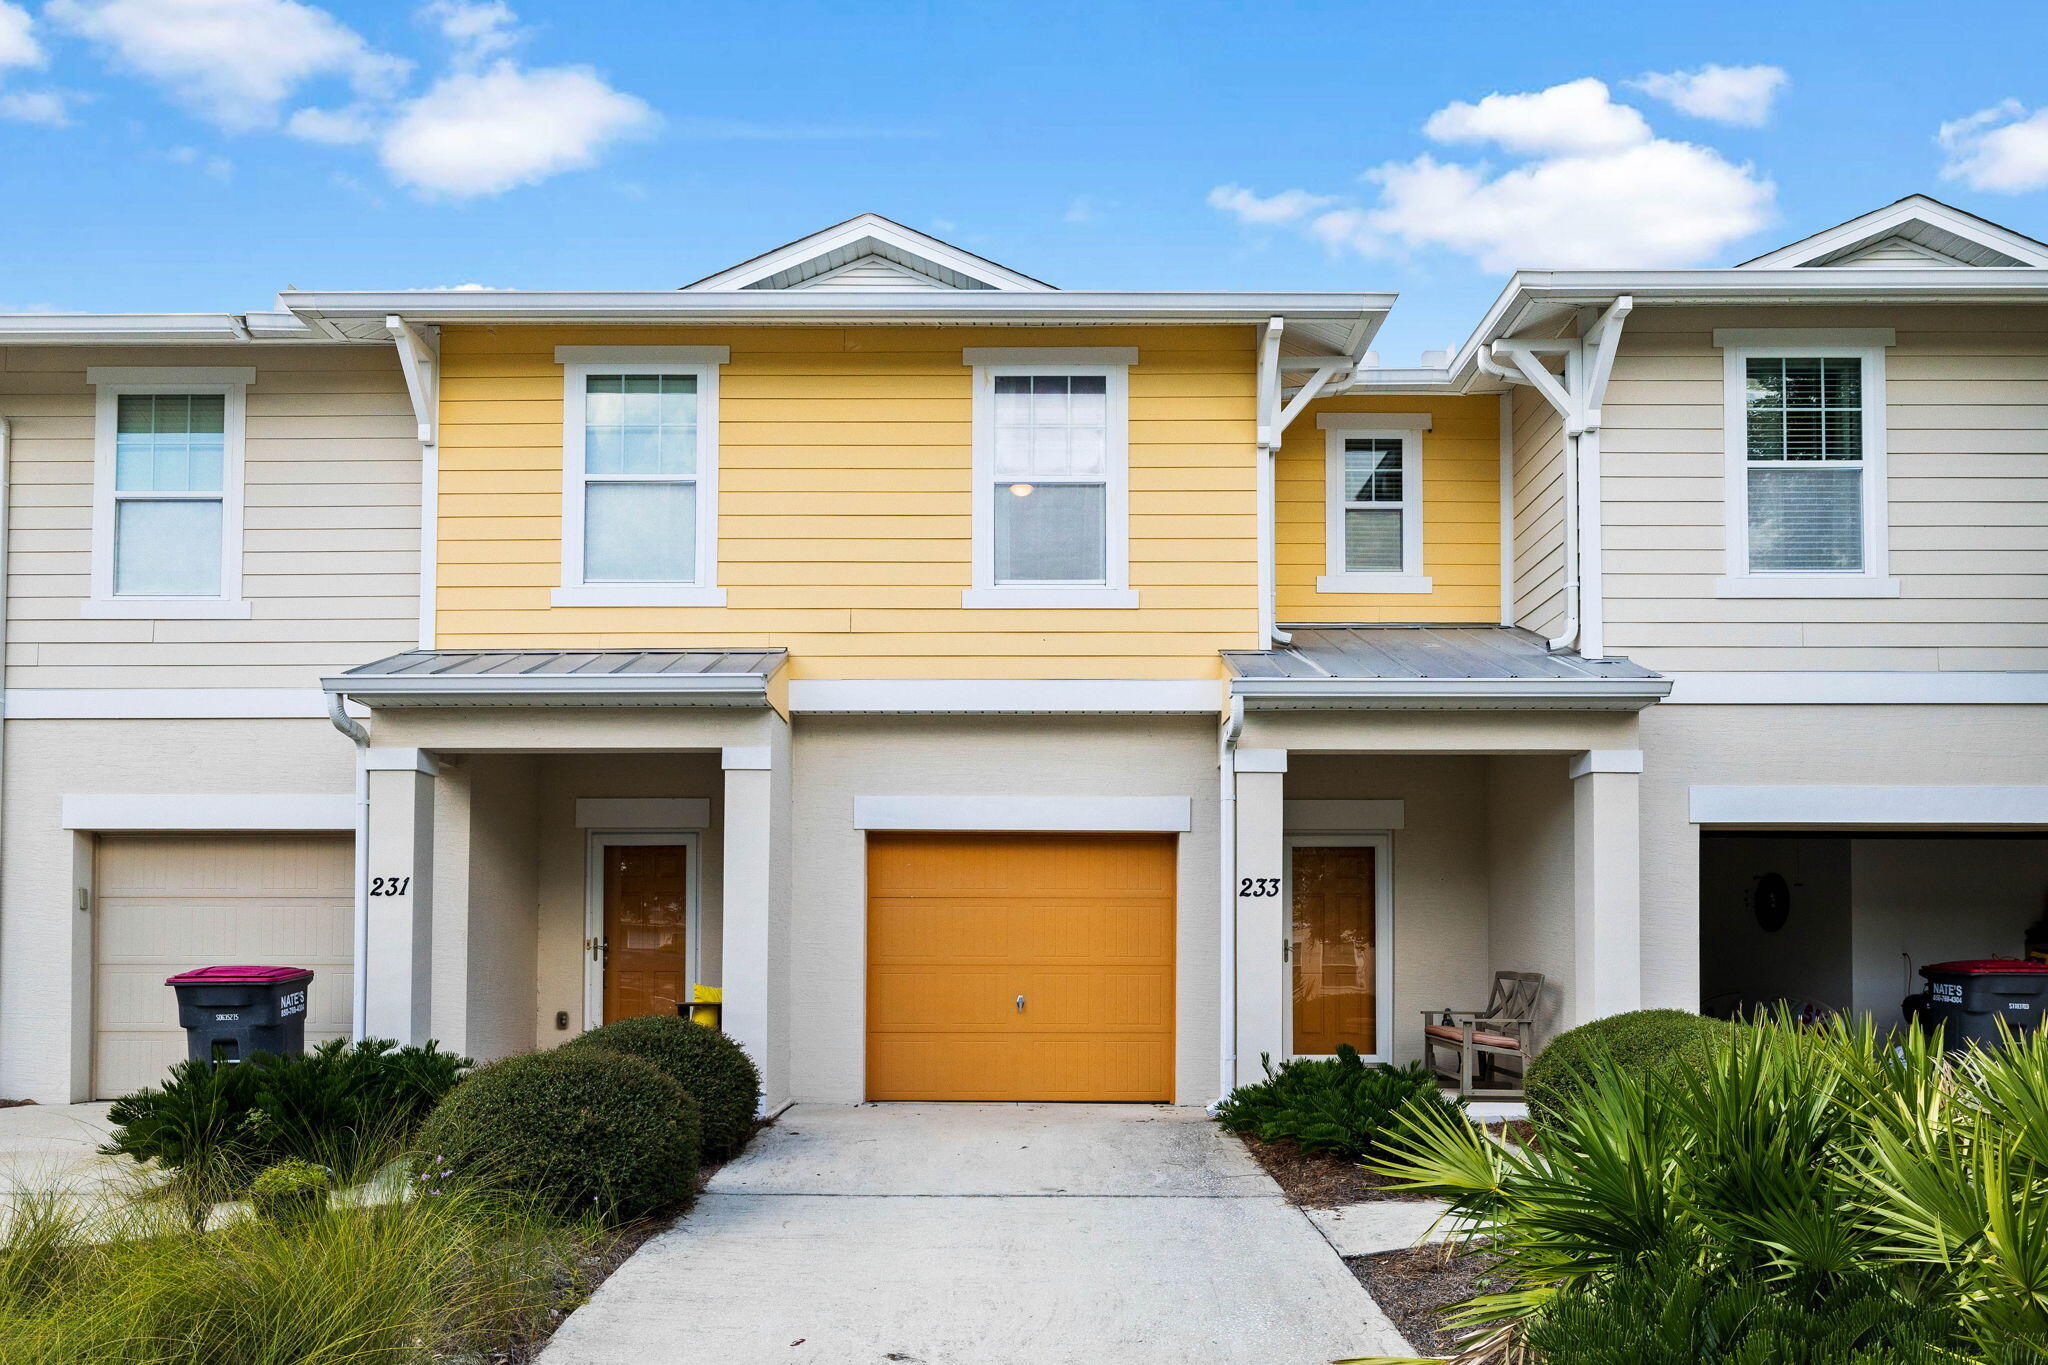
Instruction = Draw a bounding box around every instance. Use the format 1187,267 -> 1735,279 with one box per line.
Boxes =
1238,877 -> 1280,897
369,876 -> 412,897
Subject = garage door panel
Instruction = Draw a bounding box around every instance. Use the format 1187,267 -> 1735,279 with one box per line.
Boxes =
866,832 -> 1176,1102
94,834 -> 352,1099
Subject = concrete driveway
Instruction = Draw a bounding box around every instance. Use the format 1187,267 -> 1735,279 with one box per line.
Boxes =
541,1103 -> 1410,1365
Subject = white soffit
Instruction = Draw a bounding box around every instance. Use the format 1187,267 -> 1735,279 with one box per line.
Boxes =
682,213 -> 1056,292
852,795 -> 1193,833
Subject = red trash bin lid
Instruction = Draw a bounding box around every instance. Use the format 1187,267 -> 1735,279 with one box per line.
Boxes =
164,965 -> 314,986
1921,958 -> 2048,976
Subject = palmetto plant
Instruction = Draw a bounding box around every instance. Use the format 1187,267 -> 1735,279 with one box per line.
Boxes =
1345,1014 -> 2048,1365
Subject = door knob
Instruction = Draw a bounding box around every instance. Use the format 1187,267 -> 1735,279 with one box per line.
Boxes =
1015,994 -> 1026,1012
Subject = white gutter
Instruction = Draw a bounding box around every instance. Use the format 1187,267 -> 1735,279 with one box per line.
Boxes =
1213,696 -> 1245,1110
325,691 -> 370,1042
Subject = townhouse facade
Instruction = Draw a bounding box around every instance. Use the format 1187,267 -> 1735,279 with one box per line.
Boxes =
0,198 -> 2042,1107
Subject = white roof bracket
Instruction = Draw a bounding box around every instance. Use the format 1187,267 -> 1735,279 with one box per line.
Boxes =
1255,316 -> 1285,450
1577,295 -> 1632,432
1491,339 -> 1579,432
1276,359 -> 1353,434
385,315 -> 440,447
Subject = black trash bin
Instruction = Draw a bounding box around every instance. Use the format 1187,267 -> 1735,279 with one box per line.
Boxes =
1908,958 -> 2048,1049
165,965 -> 314,1065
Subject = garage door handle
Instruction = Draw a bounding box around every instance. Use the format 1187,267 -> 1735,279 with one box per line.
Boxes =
1016,994 -> 1026,1013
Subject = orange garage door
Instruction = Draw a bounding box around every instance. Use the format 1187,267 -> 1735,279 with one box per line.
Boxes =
866,832 -> 1175,1102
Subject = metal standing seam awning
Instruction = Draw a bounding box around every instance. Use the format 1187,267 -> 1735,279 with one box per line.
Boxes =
1223,624 -> 1670,711
321,648 -> 789,709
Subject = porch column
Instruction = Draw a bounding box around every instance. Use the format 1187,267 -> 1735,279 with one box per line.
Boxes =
363,747 -> 437,1043
1569,749 -> 1643,1024
1233,748 -> 1288,1085
722,721 -> 790,1110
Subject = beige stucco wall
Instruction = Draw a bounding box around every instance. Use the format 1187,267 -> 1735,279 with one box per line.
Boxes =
0,717 -> 354,1101
1485,754 -> 1576,1045
1635,701 -> 2048,1014
787,715 -> 1221,1106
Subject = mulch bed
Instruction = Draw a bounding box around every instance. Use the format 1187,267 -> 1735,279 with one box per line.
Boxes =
1349,1242 -> 1506,1359
0,1098 -> 34,1109
1235,1133 -> 1425,1207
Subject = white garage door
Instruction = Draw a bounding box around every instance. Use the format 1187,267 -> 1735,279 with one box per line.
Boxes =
94,834 -> 353,1098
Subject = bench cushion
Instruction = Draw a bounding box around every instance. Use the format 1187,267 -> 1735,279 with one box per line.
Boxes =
1424,1024 -> 1522,1051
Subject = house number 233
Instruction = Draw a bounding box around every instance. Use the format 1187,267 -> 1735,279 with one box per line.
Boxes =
1238,877 -> 1281,897
369,876 -> 412,897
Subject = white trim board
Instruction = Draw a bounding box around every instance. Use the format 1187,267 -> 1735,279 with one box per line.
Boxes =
1662,672 -> 2048,705
787,679 -> 1221,713
5,688 -> 366,719
1284,799 -> 1405,831
852,795 -> 1193,833
575,798 -> 711,829
62,793 -> 354,831
1690,785 -> 2048,828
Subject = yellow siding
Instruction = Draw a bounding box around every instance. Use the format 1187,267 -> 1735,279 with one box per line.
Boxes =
435,325 -> 1260,679
1275,395 -> 1502,624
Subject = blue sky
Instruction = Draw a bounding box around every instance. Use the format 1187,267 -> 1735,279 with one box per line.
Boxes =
3,0 -> 2048,360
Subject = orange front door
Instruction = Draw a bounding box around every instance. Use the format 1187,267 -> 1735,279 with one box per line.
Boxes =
1291,845 -> 1377,1056
866,832 -> 1175,1102
602,843 -> 689,1023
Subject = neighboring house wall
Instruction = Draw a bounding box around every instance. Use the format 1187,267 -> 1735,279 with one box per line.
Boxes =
433,324 -> 1260,679
1509,382 -> 1567,637
1275,395 -> 1501,624
0,344 -> 420,689
1599,305 -> 2048,672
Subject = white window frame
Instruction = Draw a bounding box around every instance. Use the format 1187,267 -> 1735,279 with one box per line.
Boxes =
553,345 -> 729,608
1316,415 -> 1431,594
1714,329 -> 1899,599
84,366 -> 254,620
964,347 -> 1136,609
1282,832 -> 1395,1065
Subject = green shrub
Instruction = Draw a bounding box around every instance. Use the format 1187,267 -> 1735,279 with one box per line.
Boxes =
1525,1249 -> 1972,1365
248,1158 -> 330,1228
564,1015 -> 761,1160
1214,1045 -> 1463,1160
416,1048 -> 701,1219
102,1038 -> 470,1183
1525,1008 -> 1737,1123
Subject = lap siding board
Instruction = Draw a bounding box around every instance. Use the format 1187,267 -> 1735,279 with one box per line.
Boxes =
865,831 -> 1176,1102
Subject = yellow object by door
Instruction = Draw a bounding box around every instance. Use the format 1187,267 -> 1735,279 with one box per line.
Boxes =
866,832 -> 1176,1102
602,843 -> 689,1023
1291,845 -> 1377,1056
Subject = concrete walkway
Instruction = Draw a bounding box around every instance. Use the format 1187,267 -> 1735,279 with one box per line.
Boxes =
541,1103 -> 1411,1365
0,1102 -> 149,1237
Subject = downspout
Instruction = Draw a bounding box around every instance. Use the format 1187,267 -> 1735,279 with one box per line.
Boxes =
1213,694 -> 1245,1111
327,691 -> 370,1041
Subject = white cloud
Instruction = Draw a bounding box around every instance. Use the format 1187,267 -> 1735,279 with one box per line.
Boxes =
1938,99 -> 2048,194
379,60 -> 656,198
421,0 -> 518,64
1629,64 -> 1787,127
0,89 -> 70,124
1207,184 -> 1336,225
1422,77 -> 1651,156
286,103 -> 377,144
0,2 -> 42,70
1210,78 -> 1773,271
169,143 -> 233,180
48,0 -> 407,129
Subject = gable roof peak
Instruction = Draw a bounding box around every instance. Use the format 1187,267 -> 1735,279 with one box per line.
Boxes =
683,213 -> 1057,292
1739,194 -> 2048,269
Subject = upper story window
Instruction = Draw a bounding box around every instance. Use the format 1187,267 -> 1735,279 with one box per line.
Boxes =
85,367 -> 252,619
964,347 -> 1136,609
1315,413 -> 1432,594
554,346 -> 729,608
1715,330 -> 1898,599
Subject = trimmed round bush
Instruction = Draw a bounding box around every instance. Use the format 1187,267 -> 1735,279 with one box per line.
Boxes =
416,1048 -> 700,1218
1526,1009 -> 1740,1125
565,1015 -> 761,1160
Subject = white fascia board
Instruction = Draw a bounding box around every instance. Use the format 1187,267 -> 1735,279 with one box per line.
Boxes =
62,793 -> 354,831
1230,677 -> 1672,708
5,688 -> 361,719
0,315 -> 330,343
1690,785 -> 2048,828
786,678 -> 1222,713
1663,672 -> 2048,705
323,673 -> 772,705
852,795 -> 1193,833
1738,197 -> 2048,269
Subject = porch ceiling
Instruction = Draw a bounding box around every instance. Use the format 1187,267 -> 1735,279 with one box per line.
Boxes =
1223,624 -> 1670,711
322,648 -> 787,708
